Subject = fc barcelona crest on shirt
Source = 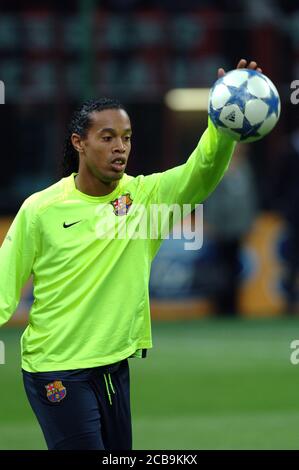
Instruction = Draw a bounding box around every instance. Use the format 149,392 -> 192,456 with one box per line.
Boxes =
45,381 -> 67,403
110,193 -> 133,216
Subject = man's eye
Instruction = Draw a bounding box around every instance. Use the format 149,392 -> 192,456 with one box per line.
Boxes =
102,136 -> 112,142
124,136 -> 131,141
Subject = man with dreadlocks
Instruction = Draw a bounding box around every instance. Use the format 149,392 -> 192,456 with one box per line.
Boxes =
0,60 -> 262,450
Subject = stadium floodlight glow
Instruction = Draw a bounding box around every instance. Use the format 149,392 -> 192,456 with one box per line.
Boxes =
165,88 -> 210,111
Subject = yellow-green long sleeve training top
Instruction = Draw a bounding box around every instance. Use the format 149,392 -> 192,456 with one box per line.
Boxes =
0,120 -> 235,372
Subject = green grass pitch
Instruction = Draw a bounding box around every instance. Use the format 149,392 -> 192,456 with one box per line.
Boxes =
1,318 -> 299,450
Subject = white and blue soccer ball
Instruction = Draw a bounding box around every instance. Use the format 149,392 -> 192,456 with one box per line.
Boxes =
208,69 -> 281,142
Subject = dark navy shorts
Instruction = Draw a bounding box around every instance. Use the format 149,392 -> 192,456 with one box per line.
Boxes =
22,359 -> 132,450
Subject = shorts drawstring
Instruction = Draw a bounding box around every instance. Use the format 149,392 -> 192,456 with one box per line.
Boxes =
108,373 -> 115,394
103,373 -> 115,406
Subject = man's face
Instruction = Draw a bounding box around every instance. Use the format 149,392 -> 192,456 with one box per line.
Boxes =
75,108 -> 132,183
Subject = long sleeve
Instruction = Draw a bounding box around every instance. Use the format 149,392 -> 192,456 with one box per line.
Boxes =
152,118 -> 236,207
0,199 -> 37,327
140,119 -> 236,257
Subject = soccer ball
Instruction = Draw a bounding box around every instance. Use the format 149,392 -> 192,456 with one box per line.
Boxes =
208,69 -> 281,142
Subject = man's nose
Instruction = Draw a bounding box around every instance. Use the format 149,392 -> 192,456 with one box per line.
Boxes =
113,138 -> 126,152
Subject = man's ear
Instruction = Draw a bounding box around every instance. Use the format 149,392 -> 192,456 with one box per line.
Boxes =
71,133 -> 85,153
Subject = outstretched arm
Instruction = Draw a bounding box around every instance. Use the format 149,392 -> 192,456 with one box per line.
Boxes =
147,59 -> 263,208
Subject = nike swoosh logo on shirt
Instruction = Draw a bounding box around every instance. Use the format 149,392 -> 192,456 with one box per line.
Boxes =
63,221 -> 82,228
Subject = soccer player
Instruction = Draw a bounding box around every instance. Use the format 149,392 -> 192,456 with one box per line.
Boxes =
0,59 -> 261,450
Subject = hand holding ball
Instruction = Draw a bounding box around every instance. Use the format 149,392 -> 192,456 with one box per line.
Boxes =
208,69 -> 280,142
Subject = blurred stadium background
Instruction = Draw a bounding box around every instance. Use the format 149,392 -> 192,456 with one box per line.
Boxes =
1,0 -> 299,450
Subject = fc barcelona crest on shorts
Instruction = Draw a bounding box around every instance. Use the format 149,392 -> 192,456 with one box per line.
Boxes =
45,381 -> 67,403
110,193 -> 133,216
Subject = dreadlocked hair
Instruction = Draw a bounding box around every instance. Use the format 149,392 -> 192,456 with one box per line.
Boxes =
61,97 -> 126,177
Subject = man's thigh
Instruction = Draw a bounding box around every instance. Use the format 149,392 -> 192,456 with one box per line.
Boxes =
22,369 -> 104,450
91,359 -> 132,450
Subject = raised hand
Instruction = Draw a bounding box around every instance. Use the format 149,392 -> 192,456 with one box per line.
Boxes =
218,59 -> 262,79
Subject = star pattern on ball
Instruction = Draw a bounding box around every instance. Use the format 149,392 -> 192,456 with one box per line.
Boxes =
208,102 -> 225,128
262,86 -> 280,119
225,81 -> 257,113
233,116 -> 261,141
208,70 -> 280,142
